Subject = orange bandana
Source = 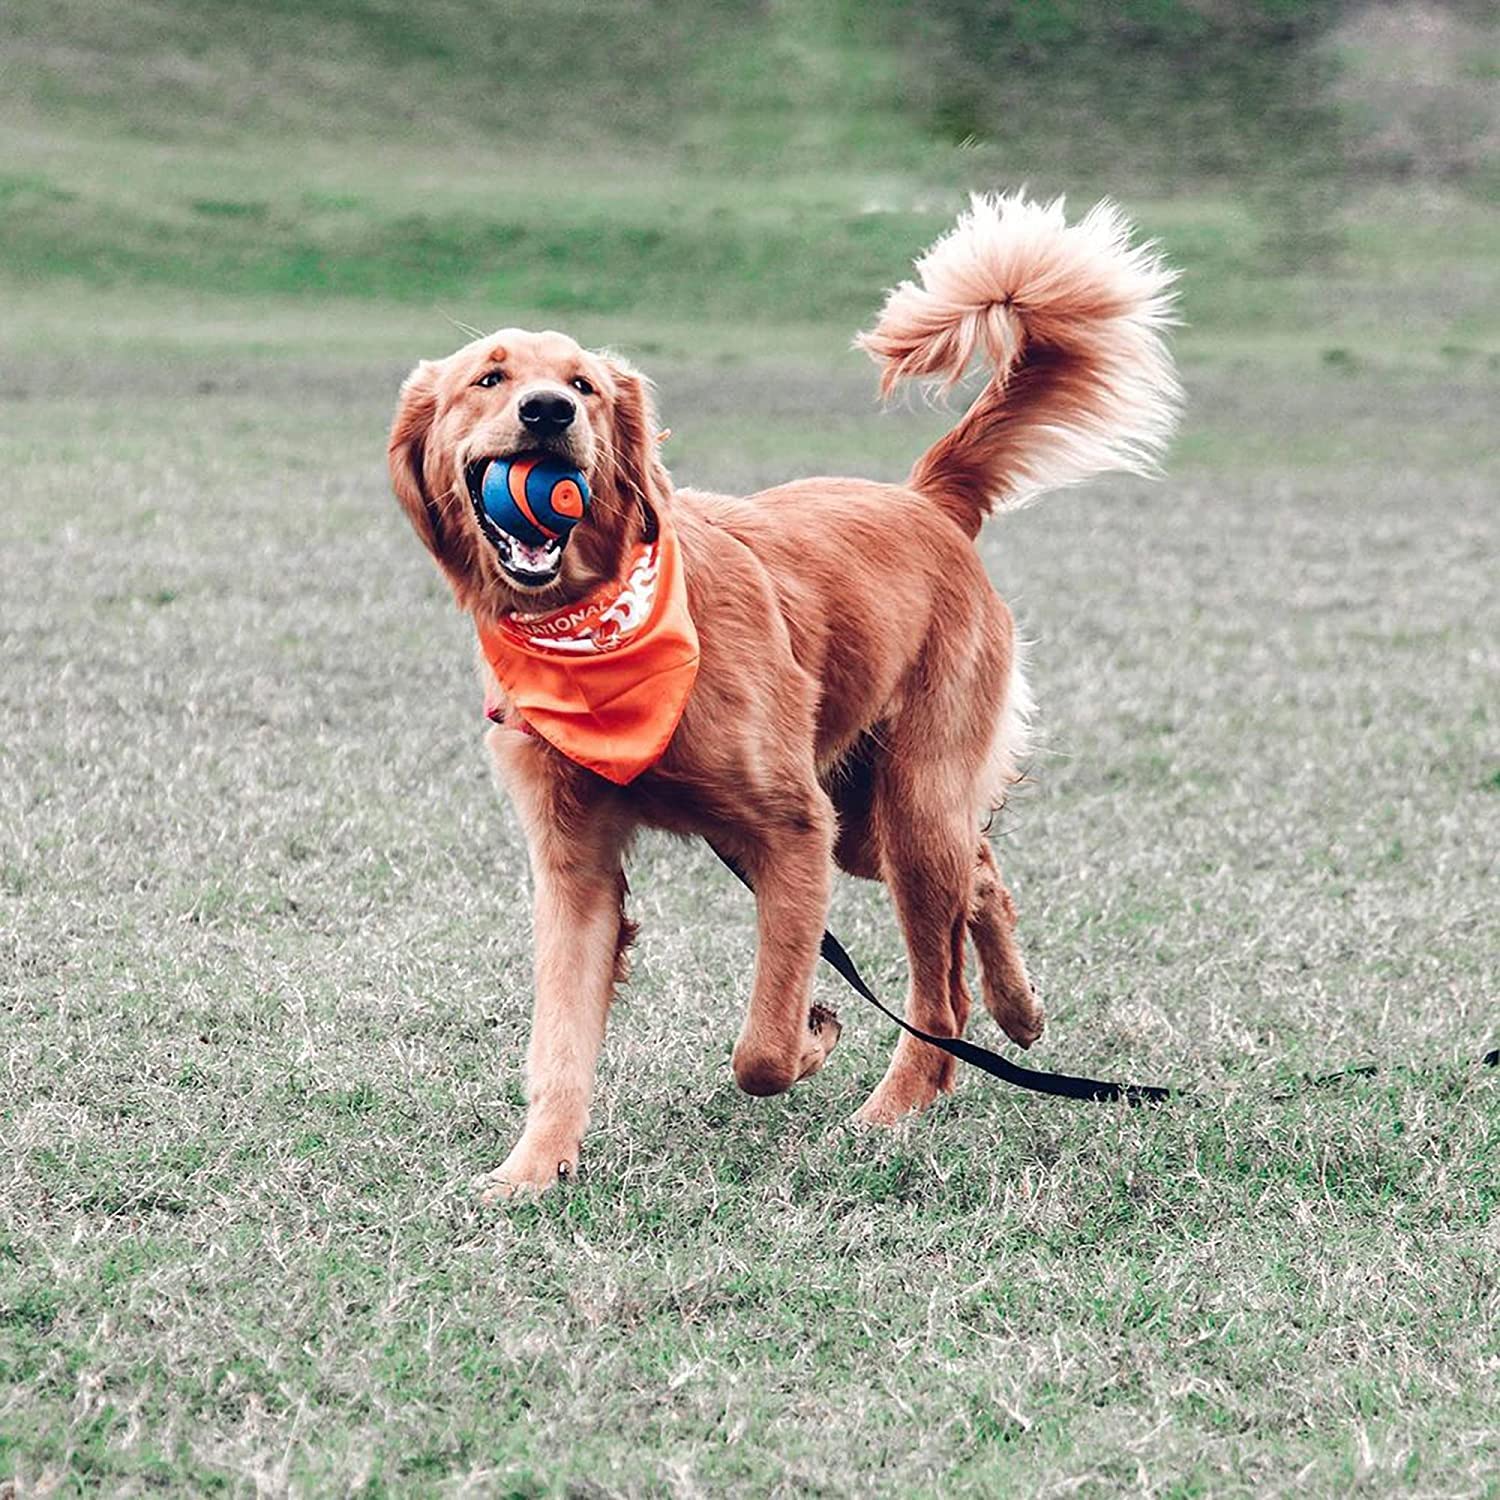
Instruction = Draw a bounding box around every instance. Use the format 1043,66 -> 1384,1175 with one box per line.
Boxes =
476,511 -> 700,785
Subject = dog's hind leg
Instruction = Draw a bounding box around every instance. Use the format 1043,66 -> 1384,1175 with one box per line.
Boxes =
852,751 -> 979,1126
830,754 -> 1042,1055
969,842 -> 1044,1048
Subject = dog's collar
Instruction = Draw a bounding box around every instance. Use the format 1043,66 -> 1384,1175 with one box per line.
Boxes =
477,507 -> 699,784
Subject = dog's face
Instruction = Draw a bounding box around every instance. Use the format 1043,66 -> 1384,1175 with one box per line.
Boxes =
389,328 -> 670,614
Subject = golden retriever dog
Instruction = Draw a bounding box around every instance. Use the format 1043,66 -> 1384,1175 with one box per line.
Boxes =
387,193 -> 1178,1198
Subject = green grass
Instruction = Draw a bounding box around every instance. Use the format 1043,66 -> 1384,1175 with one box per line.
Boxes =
6,0 -> 1500,349
3,1 -> 1498,1491
4,137 -> 1499,372
3,272 -> 1497,1490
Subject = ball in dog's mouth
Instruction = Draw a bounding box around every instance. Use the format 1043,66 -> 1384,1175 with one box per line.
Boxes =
466,454 -> 591,590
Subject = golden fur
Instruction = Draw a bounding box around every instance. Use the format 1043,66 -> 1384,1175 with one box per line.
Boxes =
387,192 -> 1179,1198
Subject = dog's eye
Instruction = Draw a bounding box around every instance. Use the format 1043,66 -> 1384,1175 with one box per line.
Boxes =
571,377 -> 596,397
474,370 -> 506,388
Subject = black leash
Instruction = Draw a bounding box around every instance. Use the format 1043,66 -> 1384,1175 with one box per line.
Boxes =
710,844 -> 1176,1106
709,844 -> 1497,1107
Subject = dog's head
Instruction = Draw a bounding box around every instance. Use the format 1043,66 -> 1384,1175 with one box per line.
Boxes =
388,328 -> 670,613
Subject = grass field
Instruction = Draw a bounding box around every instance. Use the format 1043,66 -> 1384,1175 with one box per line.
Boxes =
4,3 -> 1500,1494
5,237 -> 1498,1492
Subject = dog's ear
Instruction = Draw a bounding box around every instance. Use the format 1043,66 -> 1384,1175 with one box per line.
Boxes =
600,356 -> 672,518
388,359 -> 476,603
388,360 -> 448,557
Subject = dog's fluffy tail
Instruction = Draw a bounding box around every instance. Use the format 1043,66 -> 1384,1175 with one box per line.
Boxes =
855,192 -> 1180,535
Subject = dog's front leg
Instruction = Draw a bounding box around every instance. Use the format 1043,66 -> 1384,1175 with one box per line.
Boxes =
480,841 -> 628,1200
481,738 -> 631,1201
728,794 -> 841,1097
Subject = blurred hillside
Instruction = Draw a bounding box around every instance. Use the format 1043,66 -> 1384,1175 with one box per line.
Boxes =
1,0 -> 1497,342
6,0 -> 1497,180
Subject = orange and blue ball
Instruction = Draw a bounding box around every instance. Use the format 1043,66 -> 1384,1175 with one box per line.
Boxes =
480,455 -> 591,548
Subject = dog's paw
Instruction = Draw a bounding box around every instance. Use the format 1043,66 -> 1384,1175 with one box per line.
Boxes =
850,1088 -> 922,1129
999,988 -> 1045,1049
732,1006 -> 844,1096
850,1062 -> 952,1128
477,1140 -> 579,1203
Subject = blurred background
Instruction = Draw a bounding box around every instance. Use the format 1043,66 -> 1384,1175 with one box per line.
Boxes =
3,0 -> 1497,358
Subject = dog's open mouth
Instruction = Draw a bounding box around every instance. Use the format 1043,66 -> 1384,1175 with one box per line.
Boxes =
465,457 -> 565,589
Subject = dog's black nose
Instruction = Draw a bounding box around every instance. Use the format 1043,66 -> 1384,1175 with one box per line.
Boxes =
518,391 -> 577,437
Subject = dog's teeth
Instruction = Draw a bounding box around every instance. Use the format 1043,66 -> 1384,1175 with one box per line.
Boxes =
507,537 -> 561,575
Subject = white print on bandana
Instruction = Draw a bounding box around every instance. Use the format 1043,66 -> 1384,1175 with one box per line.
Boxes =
512,543 -> 660,655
